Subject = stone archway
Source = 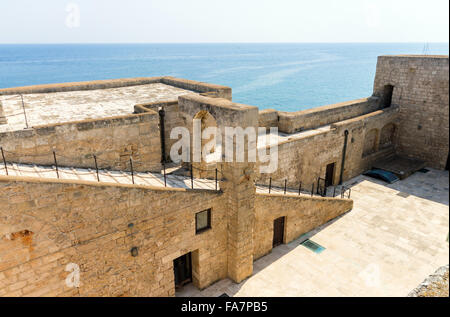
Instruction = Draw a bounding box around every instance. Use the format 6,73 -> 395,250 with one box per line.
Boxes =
380,123 -> 396,149
363,129 -> 379,157
192,110 -> 219,178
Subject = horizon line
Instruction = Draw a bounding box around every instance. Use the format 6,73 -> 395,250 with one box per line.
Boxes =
0,41 -> 449,45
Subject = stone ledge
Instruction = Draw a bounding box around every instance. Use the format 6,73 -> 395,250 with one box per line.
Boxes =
0,77 -> 163,95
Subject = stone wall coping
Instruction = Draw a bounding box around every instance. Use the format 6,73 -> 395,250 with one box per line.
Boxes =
0,76 -> 233,96
135,99 -> 178,110
259,109 -> 278,114
0,111 -> 158,139
277,98 -> 371,118
378,55 -> 449,59
35,111 -> 158,129
0,174 -> 223,195
161,76 -> 231,92
0,77 -> 163,95
331,105 -> 399,128
179,94 -> 258,111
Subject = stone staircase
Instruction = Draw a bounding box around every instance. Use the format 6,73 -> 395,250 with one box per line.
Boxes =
0,162 -> 219,191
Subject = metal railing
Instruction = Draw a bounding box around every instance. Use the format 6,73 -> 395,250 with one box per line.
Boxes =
0,147 -> 223,192
255,176 -> 352,200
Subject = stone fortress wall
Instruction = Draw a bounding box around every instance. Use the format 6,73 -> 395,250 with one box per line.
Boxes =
0,112 -> 162,172
254,56 -> 449,188
0,55 -> 447,297
373,55 -> 449,169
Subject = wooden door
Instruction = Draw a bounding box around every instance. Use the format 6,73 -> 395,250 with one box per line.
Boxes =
325,163 -> 335,187
273,217 -> 285,248
173,253 -> 192,289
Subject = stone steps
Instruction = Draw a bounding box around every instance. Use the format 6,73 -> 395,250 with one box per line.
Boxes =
0,162 -> 218,191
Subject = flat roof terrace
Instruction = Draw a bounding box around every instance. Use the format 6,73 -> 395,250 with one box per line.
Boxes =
0,82 -> 194,133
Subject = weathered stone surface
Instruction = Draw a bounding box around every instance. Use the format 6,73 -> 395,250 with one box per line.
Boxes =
373,55 -> 449,169
0,112 -> 162,172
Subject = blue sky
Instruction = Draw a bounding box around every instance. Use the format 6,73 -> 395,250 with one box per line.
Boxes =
0,0 -> 448,43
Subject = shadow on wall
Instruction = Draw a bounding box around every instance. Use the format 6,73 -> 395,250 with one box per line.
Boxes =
176,210 -> 351,298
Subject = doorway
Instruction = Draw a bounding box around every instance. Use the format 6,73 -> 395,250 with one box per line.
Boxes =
273,217 -> 285,248
382,85 -> 394,108
325,162 -> 336,187
173,252 -> 192,289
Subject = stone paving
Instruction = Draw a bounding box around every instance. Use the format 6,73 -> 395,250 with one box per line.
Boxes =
177,168 -> 449,297
0,162 -> 218,191
0,83 -> 193,133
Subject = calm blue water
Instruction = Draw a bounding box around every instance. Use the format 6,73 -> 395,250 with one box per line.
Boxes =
0,43 -> 448,112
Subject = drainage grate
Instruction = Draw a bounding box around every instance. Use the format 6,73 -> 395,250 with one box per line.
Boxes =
301,239 -> 325,254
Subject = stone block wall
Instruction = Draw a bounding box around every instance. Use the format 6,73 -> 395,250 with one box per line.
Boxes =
0,112 -> 162,172
276,97 -> 380,133
0,77 -> 162,96
0,176 -> 227,297
256,106 -> 399,187
135,100 -> 183,163
373,55 -> 449,169
253,193 -> 353,260
258,109 -> 278,130
161,77 -> 232,101
178,94 -> 259,283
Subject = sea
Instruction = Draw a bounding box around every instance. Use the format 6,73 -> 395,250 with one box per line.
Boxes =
0,43 -> 448,112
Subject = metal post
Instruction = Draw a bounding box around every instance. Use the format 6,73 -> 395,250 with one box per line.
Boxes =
339,130 -> 349,185
269,177 -> 272,194
158,108 -> 166,164
190,164 -> 194,189
94,155 -> 99,182
298,182 -> 302,195
53,151 -> 59,179
348,188 -> 351,199
163,162 -> 167,187
284,179 -> 287,195
1,147 -> 8,176
130,157 -> 134,184
333,186 -> 336,198
311,184 -> 314,197
19,94 -> 29,129
215,168 -> 218,191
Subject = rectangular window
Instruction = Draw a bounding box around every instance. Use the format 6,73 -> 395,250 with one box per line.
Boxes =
195,209 -> 211,234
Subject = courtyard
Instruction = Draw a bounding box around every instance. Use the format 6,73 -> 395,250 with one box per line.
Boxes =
178,168 -> 449,297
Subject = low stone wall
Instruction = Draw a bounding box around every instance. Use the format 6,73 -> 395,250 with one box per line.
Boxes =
277,97 -> 380,133
258,109 -> 278,130
0,77 -> 162,96
0,112 -> 162,172
161,77 -> 232,101
0,176 -> 227,297
253,193 -> 353,260
256,106 -> 399,187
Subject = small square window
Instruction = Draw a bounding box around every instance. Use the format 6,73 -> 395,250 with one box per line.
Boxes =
196,209 -> 211,234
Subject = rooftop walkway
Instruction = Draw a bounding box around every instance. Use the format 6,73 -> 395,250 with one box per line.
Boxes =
0,162 -> 218,191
